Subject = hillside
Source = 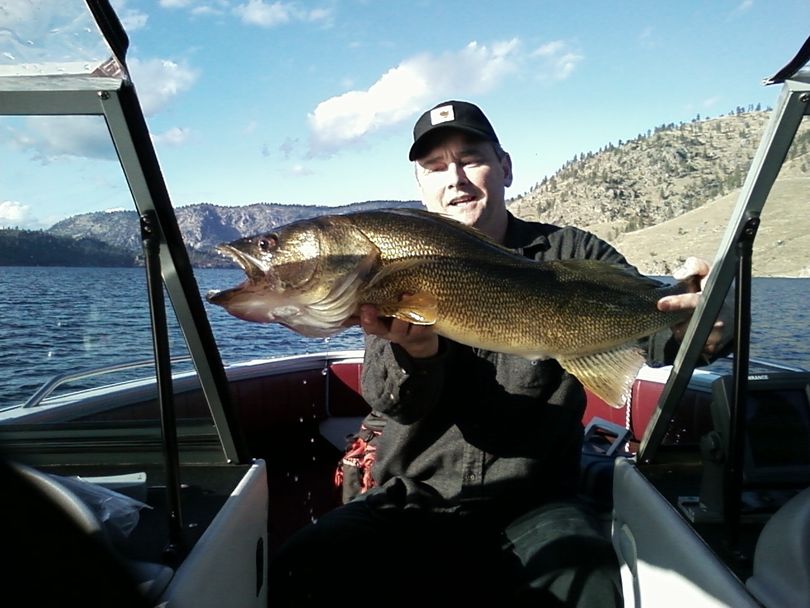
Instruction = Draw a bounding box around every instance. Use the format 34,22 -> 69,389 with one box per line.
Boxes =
47,200 -> 421,267
0,228 -> 137,266
508,110 -> 770,233
612,172 -> 810,277
507,109 -> 810,276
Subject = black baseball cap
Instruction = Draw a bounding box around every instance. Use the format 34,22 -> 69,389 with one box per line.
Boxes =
408,100 -> 499,161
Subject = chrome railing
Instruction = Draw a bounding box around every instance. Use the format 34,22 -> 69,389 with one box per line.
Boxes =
20,356 -> 193,409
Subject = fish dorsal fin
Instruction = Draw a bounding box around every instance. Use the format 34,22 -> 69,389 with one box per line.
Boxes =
547,259 -> 689,297
377,291 -> 438,325
556,344 -> 646,408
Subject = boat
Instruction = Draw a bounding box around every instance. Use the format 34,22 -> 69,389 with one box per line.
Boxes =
1,2 -> 808,606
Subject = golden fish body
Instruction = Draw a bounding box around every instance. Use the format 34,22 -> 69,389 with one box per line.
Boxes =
207,208 -> 689,406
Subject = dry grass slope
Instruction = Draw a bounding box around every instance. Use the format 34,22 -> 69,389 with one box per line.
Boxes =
614,174 -> 810,277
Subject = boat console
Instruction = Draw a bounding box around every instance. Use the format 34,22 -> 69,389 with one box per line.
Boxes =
682,372 -> 810,523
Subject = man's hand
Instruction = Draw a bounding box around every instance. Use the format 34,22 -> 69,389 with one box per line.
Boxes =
657,256 -> 732,358
354,304 -> 440,359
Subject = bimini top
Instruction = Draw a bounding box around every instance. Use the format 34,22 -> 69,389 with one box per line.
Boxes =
764,35 -> 810,85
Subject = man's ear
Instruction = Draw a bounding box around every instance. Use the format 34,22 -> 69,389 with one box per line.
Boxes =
501,152 -> 513,188
414,163 -> 425,192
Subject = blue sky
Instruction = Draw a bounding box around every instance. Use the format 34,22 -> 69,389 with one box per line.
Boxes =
2,0 -> 809,229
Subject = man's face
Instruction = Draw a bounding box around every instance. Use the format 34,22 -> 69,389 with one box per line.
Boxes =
414,131 -> 512,238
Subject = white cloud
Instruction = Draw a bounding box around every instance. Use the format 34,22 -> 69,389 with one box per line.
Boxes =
234,0 -> 333,28
530,40 -> 584,81
157,0 -> 229,16
0,199 -> 57,229
9,116 -> 115,162
128,58 -> 199,116
4,57 -> 198,162
119,11 -> 149,31
279,137 -> 298,159
110,0 -> 149,31
152,126 -> 192,146
638,26 -> 656,48
191,6 -> 227,16
735,0 -> 754,13
307,38 -> 539,157
285,164 -> 314,177
159,0 -> 195,8
0,201 -> 30,227
703,96 -> 721,109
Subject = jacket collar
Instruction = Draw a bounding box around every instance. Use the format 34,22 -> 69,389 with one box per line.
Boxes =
502,211 -> 552,257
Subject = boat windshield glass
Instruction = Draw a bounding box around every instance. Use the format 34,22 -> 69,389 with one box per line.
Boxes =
0,1 -> 126,79
0,111 -> 214,454
694,111 -> 810,377
748,113 -> 810,372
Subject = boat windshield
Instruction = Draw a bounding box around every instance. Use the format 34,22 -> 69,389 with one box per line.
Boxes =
0,1 -> 240,466
0,1 -> 126,79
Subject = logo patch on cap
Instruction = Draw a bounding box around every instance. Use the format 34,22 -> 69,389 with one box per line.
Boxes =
430,104 -> 455,126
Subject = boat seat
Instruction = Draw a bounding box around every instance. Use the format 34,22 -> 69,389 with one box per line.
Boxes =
745,485 -> 810,607
11,462 -> 174,602
319,416 -> 367,451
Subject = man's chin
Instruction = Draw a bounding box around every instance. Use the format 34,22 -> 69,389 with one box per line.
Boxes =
444,202 -> 481,226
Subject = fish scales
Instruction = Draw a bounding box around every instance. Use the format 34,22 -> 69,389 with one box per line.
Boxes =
360,255 -> 685,359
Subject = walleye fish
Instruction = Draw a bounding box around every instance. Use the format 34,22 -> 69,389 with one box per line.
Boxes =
207,208 -> 691,407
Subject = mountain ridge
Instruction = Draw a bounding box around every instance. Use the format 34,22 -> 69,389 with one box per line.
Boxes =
3,108 -> 807,276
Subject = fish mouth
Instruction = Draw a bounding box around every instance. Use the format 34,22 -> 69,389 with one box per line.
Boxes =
215,244 -> 266,282
206,244 -> 268,305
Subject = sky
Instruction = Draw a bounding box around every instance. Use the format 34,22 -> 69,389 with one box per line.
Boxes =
1,0 -> 809,229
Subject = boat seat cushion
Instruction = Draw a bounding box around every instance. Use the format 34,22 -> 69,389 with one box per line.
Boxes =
746,486 -> 810,607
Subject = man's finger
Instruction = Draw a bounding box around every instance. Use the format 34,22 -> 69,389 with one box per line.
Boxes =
658,292 -> 700,312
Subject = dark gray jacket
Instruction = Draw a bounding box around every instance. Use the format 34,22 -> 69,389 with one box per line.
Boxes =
359,213 -> 679,513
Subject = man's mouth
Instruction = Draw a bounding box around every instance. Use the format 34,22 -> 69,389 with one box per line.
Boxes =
447,195 -> 476,206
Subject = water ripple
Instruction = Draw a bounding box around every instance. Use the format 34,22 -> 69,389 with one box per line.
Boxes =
0,267 -> 806,408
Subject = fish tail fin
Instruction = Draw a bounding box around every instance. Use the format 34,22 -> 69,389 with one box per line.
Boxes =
557,344 -> 646,409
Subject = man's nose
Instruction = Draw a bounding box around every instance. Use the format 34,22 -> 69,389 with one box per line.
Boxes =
446,162 -> 469,187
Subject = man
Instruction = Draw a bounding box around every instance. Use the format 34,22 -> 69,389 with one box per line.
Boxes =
270,100 -> 731,607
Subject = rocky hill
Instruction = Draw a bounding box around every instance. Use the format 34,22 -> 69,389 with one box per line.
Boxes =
47,199 -> 421,267
507,109 -> 810,276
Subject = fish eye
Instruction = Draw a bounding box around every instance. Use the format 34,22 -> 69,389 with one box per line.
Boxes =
257,235 -> 278,252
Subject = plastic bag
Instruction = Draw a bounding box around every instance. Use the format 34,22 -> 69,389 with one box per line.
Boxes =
50,474 -> 152,543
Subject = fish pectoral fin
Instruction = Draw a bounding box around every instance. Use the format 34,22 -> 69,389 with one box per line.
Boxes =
378,291 -> 438,325
557,344 -> 646,409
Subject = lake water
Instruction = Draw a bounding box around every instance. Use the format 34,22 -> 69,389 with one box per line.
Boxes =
1,267 -> 808,409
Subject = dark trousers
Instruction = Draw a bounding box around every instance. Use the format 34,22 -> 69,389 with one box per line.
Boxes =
269,498 -> 622,607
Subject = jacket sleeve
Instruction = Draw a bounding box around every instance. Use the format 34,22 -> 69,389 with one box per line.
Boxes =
360,333 -> 451,424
